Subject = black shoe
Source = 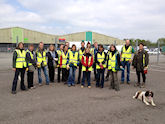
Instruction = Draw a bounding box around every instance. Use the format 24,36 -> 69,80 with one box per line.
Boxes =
127,82 -> 130,85
77,82 -> 80,84
11,91 -> 17,94
21,88 -> 27,91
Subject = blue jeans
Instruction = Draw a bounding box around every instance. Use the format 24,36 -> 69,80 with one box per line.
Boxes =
96,69 -> 105,88
121,61 -> 130,83
68,67 -> 76,85
81,71 -> 91,86
38,66 -> 50,84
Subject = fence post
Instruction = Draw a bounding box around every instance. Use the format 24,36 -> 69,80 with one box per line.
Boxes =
157,40 -> 160,64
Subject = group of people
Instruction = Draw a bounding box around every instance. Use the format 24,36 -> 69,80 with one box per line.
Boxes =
11,40 -> 149,94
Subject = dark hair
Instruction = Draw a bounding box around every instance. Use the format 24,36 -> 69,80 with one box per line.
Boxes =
63,45 -> 68,49
72,44 -> 76,50
139,42 -> 144,46
110,44 -> 117,51
17,42 -> 24,49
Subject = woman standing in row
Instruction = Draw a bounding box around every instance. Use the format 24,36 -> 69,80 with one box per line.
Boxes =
107,44 -> 122,91
47,44 -> 58,83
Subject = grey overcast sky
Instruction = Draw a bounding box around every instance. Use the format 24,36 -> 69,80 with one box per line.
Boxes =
0,0 -> 165,42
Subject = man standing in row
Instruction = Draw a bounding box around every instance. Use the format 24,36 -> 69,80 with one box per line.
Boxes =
36,42 -> 50,85
77,41 -> 85,84
121,40 -> 134,84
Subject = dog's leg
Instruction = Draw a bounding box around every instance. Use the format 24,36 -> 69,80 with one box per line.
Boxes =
143,98 -> 150,106
151,99 -> 156,106
133,92 -> 138,99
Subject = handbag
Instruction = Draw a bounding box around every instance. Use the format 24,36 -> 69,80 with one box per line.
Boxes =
28,65 -> 35,72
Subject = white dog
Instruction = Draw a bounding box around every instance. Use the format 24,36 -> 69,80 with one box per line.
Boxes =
133,90 -> 156,106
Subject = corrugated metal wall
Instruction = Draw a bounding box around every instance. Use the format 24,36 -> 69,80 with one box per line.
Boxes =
0,27 -> 124,45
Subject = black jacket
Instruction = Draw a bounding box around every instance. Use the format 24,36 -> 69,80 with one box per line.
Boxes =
47,51 -> 58,68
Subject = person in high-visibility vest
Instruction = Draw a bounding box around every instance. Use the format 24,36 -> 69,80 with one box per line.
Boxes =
81,48 -> 93,88
65,41 -> 71,53
11,42 -> 27,94
47,44 -> 58,83
60,45 -> 69,84
121,39 -> 134,84
105,46 -> 111,81
57,44 -> 64,82
132,43 -> 149,88
92,42 -> 98,81
77,41 -> 85,84
95,44 -> 107,88
67,44 -> 79,87
36,42 -> 49,85
26,44 -> 37,89
107,44 -> 122,91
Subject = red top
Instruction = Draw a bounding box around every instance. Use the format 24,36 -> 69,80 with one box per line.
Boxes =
81,55 -> 93,67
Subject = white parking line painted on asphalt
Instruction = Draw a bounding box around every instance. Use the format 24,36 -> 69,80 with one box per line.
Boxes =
150,65 -> 165,69
149,68 -> 165,73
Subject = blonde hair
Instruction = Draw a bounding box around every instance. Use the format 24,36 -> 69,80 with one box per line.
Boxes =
49,44 -> 55,51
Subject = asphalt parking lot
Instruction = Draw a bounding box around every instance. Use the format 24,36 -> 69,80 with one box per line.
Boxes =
0,52 -> 165,124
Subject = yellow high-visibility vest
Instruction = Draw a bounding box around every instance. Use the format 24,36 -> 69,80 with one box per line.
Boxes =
57,50 -> 62,66
121,46 -> 132,61
68,51 -> 78,67
26,49 -> 34,66
78,48 -> 85,61
82,55 -> 93,71
15,49 -> 27,68
108,52 -> 118,72
61,51 -> 68,68
96,52 -> 106,69
36,50 -> 47,68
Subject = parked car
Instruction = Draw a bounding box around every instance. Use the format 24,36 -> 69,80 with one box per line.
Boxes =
148,48 -> 161,55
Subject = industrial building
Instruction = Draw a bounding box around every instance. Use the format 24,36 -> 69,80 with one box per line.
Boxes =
0,27 -> 124,51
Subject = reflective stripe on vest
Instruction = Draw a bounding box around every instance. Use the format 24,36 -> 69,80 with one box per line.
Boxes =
121,46 -> 132,61
69,51 -> 78,67
108,52 -> 117,72
26,49 -> 34,66
96,52 -> 106,69
15,49 -> 27,68
82,55 -> 93,71
57,50 -> 62,64
36,50 -> 47,67
78,49 -> 85,61
61,51 -> 68,68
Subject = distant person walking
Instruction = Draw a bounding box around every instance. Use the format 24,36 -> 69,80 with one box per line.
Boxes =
121,39 -> 134,84
132,43 -> 149,88
36,42 -> 49,85
11,42 -> 27,94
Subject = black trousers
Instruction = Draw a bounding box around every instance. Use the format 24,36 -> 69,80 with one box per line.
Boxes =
49,67 -> 55,82
136,70 -> 146,83
12,68 -> 26,91
77,63 -> 82,83
58,67 -> 61,82
27,71 -> 34,88
62,68 -> 69,82
93,62 -> 97,80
